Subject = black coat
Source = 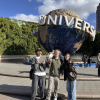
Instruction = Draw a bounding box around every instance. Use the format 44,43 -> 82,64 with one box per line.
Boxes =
60,61 -> 74,81
82,56 -> 87,62
88,58 -> 92,64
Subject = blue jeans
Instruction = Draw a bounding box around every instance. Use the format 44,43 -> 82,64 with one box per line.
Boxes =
84,62 -> 87,67
89,63 -> 91,67
67,79 -> 76,100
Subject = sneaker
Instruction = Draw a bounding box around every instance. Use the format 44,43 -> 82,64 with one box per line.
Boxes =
54,98 -> 57,100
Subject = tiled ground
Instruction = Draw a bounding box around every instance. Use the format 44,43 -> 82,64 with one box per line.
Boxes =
0,63 -> 98,78
0,93 -> 100,100
0,63 -> 100,99
0,75 -> 100,93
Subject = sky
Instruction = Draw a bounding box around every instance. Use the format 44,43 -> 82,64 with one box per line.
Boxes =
0,0 -> 100,29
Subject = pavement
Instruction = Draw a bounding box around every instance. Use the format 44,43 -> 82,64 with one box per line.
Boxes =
1,93 -> 100,100
0,63 -> 99,77
0,63 -> 100,99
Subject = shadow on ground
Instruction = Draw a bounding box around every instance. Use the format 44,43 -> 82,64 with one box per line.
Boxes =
0,84 -> 66,100
19,71 -> 29,74
0,93 -> 31,100
77,73 -> 98,77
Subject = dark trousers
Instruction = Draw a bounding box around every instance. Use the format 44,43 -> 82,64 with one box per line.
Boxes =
84,62 -> 87,67
98,65 -> 100,76
31,74 -> 46,100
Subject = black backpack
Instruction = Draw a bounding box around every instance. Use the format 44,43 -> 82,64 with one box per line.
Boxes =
29,69 -> 34,80
67,64 -> 77,82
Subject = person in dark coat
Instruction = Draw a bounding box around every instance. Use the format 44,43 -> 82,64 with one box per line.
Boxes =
60,53 -> 77,100
82,55 -> 87,67
88,57 -> 92,67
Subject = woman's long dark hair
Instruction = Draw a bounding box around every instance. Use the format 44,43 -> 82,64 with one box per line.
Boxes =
64,53 -> 72,64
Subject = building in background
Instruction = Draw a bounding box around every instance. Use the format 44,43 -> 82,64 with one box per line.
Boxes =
96,3 -> 100,32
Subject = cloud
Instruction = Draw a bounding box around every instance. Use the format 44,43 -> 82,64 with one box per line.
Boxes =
10,14 -> 39,22
38,0 -> 100,20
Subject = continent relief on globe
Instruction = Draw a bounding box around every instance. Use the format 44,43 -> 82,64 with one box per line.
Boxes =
39,9 -> 81,43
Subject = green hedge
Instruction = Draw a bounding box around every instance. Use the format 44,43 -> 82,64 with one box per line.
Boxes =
0,17 -> 47,55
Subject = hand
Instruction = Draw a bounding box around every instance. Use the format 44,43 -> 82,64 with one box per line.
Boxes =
69,60 -> 72,63
49,58 -> 52,63
43,58 -> 45,64
37,59 -> 39,63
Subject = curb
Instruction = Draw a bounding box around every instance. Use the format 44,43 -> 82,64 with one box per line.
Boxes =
25,61 -> 97,68
0,73 -> 100,81
0,90 -> 100,99
0,73 -> 29,78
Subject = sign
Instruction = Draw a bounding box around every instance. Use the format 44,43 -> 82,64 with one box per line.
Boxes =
39,15 -> 96,41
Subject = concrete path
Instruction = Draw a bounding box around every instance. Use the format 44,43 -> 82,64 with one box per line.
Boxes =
0,93 -> 100,100
0,75 -> 100,94
0,63 -> 100,99
0,63 -> 99,78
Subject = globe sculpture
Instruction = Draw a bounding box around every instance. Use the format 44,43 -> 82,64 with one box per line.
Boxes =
38,9 -> 86,55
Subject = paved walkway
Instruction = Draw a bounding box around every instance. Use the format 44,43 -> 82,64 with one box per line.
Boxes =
0,63 -> 99,78
0,93 -> 100,100
0,75 -> 100,94
0,63 -> 100,99
0,93 -> 30,100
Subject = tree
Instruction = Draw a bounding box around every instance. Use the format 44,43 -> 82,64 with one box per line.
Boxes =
76,32 -> 100,56
0,17 -> 47,55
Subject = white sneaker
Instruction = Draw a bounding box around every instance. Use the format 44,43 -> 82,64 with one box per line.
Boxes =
54,98 -> 57,100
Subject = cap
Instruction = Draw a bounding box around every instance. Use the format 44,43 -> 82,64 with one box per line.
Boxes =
36,48 -> 42,52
